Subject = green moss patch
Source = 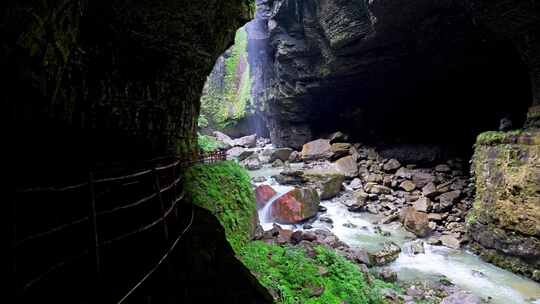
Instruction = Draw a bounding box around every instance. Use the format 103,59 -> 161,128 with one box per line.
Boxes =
475,130 -> 523,146
240,241 -> 395,304
197,133 -> 225,152
200,26 -> 252,130
184,161 -> 257,251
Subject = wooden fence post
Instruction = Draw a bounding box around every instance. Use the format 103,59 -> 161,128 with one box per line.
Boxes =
88,171 -> 101,295
152,168 -> 169,242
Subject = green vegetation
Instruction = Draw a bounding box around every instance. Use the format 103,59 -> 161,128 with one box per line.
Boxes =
184,161 -> 257,251
240,241 -> 394,304
200,26 -> 252,130
476,130 -> 522,146
197,133 -> 223,152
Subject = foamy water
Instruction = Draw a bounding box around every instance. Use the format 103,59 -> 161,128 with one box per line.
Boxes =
249,167 -> 540,304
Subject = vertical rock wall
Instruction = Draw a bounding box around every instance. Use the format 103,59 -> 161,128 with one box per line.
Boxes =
4,0 -> 253,186
469,130 -> 540,281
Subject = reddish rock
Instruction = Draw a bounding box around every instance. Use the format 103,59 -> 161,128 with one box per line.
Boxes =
255,185 -> 277,209
272,187 -> 320,224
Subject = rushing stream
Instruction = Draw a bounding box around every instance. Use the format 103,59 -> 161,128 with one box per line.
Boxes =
249,163 -> 540,304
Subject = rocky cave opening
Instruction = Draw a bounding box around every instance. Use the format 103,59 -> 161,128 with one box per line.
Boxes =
307,36 -> 532,160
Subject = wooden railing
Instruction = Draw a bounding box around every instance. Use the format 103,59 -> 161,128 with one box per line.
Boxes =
11,150 -> 227,303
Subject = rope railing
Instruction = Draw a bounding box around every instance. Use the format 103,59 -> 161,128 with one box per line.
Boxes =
12,149 -> 227,302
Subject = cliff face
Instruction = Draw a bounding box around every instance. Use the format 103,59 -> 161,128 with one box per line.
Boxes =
259,0 -> 538,149
469,130 -> 540,281
5,0 -> 252,186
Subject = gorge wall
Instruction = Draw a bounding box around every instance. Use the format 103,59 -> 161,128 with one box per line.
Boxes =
254,0 -> 539,150
5,0 -> 253,186
6,1 -> 274,302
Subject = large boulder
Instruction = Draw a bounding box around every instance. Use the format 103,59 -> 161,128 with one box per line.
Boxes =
213,131 -> 235,148
301,139 -> 332,161
241,154 -> 262,170
304,168 -> 346,200
272,187 -> 320,224
269,148 -> 294,162
233,134 -> 257,148
330,143 -> 352,160
255,185 -> 278,209
400,207 -> 431,237
334,155 -> 359,178
360,242 -> 402,266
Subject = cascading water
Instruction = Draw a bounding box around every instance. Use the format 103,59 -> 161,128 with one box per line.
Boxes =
248,166 -> 540,304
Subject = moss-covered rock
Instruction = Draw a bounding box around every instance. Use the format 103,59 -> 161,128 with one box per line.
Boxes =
239,241 -> 394,304
468,129 -> 540,281
184,161 -> 258,251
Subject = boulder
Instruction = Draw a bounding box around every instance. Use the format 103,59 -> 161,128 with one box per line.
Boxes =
255,185 -> 278,209
368,242 -> 402,266
288,151 -> 301,162
422,182 -> 439,198
241,154 -> 262,170
413,197 -> 432,213
400,180 -> 416,192
328,131 -> 349,143
440,291 -> 481,304
271,159 -> 284,167
270,148 -> 294,162
238,150 -> 254,162
272,187 -> 320,224
411,171 -> 435,188
440,235 -> 461,249
273,169 -> 307,185
400,207 -> 431,237
233,134 -> 257,148
213,131 -> 234,147
366,173 -> 383,183
437,190 -> 461,211
330,143 -> 352,160
301,139 -> 332,161
383,159 -> 401,172
378,268 -> 398,283
366,183 -> 392,195
334,155 -> 359,178
226,146 -> 246,159
304,170 -> 346,200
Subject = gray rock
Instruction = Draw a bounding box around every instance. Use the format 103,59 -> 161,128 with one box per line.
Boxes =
440,235 -> 461,249
238,150 -> 254,161
233,134 -> 257,148
413,197 -> 432,213
270,148 -> 294,162
379,268 -> 398,283
334,155 -> 359,178
440,291 -> 481,304
328,131 -> 349,144
301,139 -> 332,161
271,159 -> 284,167
437,190 -> 461,211
226,146 -> 246,159
241,154 -> 262,170
422,182 -> 439,198
400,180 -> 416,192
383,159 -> 401,172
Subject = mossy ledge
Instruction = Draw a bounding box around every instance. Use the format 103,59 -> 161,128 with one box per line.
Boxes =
184,161 -> 258,252
239,241 -> 396,304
